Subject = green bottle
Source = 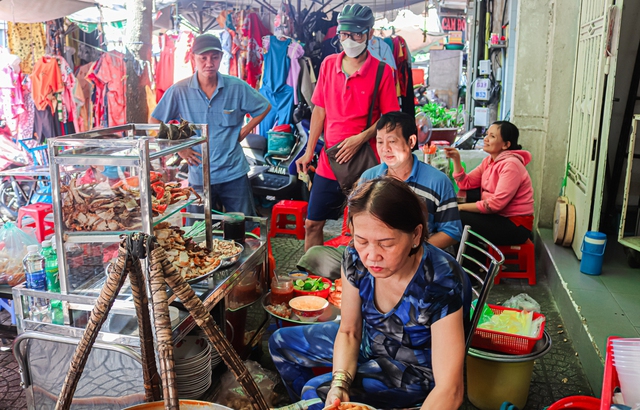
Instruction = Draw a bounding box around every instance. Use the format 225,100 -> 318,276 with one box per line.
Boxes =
41,240 -> 63,325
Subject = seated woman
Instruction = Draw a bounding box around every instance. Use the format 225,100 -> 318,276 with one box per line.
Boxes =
269,177 -> 469,410
444,121 -> 534,246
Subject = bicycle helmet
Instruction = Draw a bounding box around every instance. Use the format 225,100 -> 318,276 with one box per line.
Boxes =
337,3 -> 375,33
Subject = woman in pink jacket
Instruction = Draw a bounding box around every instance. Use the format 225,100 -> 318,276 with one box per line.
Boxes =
444,121 -> 534,245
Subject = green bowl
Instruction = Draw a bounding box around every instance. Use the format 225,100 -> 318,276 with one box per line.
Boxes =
445,43 -> 465,50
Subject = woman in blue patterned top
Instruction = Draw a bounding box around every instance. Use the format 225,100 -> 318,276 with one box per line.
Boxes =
269,177 -> 469,410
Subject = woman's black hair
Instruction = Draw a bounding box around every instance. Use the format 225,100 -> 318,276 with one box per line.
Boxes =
376,111 -> 418,150
492,120 -> 522,150
347,176 -> 429,256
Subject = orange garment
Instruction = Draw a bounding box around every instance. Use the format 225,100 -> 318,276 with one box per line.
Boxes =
73,62 -> 94,132
31,56 -> 63,112
95,51 -> 127,126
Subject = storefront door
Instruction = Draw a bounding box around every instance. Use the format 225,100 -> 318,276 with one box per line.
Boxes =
565,0 -> 622,258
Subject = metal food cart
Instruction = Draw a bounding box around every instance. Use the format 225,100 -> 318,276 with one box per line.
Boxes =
11,124 -> 270,409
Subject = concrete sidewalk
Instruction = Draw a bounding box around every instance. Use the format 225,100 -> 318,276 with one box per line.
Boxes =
0,227 -> 595,410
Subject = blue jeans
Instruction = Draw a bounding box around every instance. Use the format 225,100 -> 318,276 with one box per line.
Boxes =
268,323 -> 429,410
187,174 -> 257,226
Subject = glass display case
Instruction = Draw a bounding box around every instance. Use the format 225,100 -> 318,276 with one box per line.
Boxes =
48,124 -> 212,296
10,124 -> 271,409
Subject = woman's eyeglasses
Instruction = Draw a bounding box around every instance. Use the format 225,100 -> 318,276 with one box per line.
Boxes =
338,31 -> 366,41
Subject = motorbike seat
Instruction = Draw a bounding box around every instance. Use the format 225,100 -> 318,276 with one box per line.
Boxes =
241,133 -> 267,154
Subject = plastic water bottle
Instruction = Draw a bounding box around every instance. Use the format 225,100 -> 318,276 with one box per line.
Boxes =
23,244 -> 49,321
41,240 -> 63,325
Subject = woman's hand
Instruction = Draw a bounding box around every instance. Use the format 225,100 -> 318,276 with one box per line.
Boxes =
443,147 -> 460,162
443,147 -> 464,175
178,148 -> 202,166
325,387 -> 349,408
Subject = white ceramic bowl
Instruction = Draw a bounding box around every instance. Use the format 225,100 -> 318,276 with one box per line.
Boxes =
289,295 -> 329,323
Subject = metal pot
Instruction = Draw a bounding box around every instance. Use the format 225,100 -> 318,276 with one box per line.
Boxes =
466,331 -> 552,410
123,400 -> 233,410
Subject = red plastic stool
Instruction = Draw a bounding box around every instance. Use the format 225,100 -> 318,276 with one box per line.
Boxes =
491,239 -> 536,285
268,200 -> 308,240
17,202 -> 55,242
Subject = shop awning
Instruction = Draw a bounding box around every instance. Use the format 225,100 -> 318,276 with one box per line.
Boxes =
0,0 -> 97,23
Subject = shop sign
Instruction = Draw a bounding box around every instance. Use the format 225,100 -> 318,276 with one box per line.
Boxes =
440,15 -> 466,43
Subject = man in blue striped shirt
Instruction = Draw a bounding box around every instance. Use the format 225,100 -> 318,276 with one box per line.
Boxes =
297,111 -> 462,279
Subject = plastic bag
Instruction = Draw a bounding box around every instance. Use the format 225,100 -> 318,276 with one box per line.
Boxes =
0,222 -> 39,286
503,293 -> 541,313
477,309 -> 533,336
214,360 -> 277,410
471,300 -> 494,327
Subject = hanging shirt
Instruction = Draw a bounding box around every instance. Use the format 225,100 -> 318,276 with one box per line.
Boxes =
241,12 -> 271,88
7,23 -> 46,75
286,41 -> 304,104
95,51 -> 127,126
219,30 -> 232,75
0,52 -> 25,133
368,36 -> 397,70
155,33 -> 176,102
74,62 -> 94,133
31,56 -> 63,113
17,76 -> 35,141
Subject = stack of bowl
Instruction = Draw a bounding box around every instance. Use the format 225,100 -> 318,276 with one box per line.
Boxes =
174,336 -> 212,399
612,338 -> 640,407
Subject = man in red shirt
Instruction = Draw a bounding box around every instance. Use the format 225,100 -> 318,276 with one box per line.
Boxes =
296,3 -> 400,251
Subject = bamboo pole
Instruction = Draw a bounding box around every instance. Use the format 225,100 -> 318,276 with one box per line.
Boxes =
147,240 -> 179,410
158,249 -> 269,410
55,240 -> 131,410
127,240 -> 162,402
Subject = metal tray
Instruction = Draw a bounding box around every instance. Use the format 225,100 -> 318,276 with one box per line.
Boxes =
185,260 -> 223,285
217,241 -> 244,268
262,292 -> 341,325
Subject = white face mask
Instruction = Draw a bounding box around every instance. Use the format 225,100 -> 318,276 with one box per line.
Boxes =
341,38 -> 367,58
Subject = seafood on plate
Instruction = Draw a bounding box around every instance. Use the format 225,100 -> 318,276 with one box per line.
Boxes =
61,177 -> 143,231
154,222 -> 221,280
327,278 -> 342,308
265,303 -> 292,319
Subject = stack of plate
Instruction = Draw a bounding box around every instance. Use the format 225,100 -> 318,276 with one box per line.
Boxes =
612,338 -> 640,407
174,336 -> 212,399
198,330 -> 223,370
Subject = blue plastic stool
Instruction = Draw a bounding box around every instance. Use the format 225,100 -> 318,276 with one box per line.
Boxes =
0,298 -> 16,325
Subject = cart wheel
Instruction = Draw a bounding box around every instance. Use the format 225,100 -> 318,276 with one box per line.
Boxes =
623,246 -> 640,269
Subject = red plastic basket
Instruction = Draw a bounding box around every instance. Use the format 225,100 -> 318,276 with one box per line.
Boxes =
600,336 -> 620,410
471,304 -> 546,355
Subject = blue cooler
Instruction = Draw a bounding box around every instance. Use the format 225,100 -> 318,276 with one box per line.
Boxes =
580,231 -> 607,275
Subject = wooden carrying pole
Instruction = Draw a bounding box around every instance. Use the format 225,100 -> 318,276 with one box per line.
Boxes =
56,233 -> 269,410
55,235 -> 161,410
155,244 -> 270,410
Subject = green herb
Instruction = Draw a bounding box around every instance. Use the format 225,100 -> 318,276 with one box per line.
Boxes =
293,277 -> 328,291
416,102 -> 465,129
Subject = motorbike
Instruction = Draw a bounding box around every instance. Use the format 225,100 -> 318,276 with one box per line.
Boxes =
242,119 -> 321,203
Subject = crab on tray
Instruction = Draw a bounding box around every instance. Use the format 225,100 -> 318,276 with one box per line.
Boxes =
60,170 -> 203,231
61,176 -> 143,232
